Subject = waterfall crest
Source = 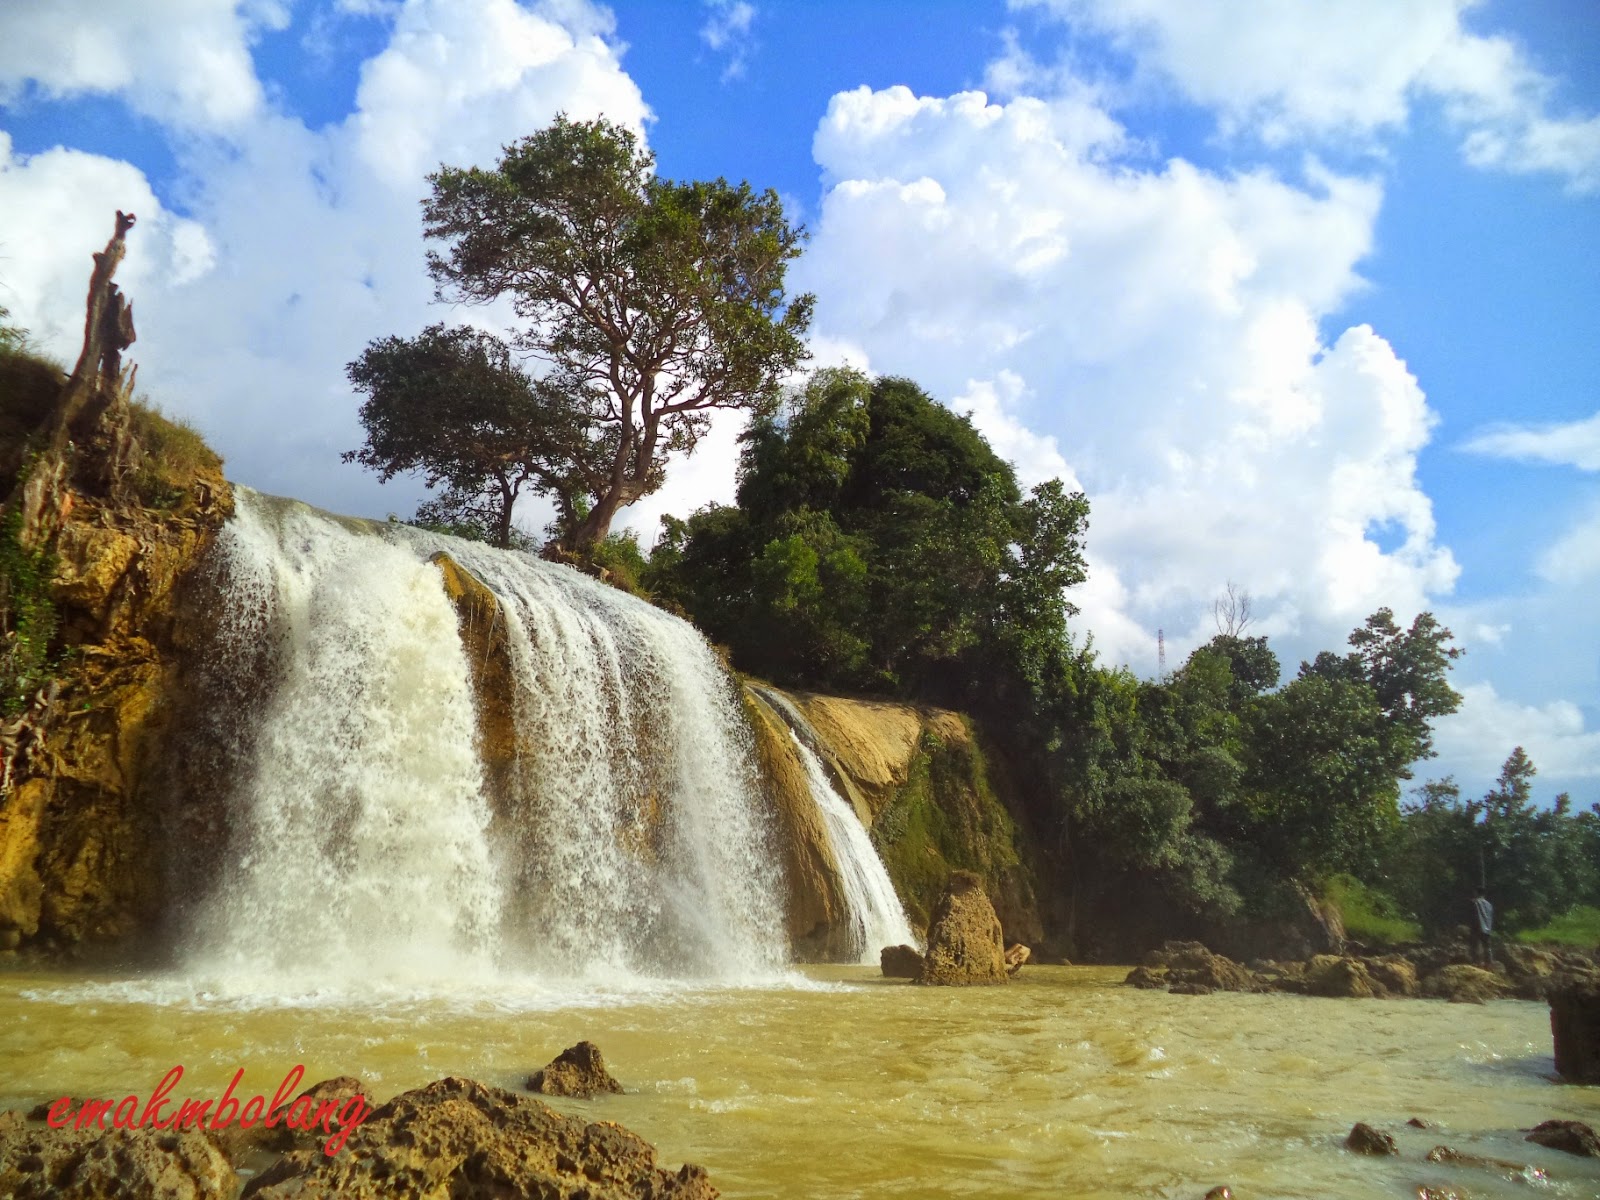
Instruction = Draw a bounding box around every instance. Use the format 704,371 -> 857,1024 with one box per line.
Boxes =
187,490 -> 786,990
753,689 -> 916,963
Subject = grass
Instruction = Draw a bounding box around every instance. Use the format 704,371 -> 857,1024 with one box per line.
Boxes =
1516,905 -> 1600,946
128,398 -> 223,509
1325,873 -> 1422,945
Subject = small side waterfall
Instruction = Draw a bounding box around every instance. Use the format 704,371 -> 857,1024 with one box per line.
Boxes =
186,490 -> 786,990
754,689 -> 916,964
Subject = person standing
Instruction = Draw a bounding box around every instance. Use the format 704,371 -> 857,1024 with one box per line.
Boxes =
1470,891 -> 1494,966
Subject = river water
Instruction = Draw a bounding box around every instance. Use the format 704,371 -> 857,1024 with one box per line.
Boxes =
4,965 -> 1597,1199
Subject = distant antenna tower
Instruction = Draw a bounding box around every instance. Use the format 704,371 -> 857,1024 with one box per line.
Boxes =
1157,628 -> 1166,682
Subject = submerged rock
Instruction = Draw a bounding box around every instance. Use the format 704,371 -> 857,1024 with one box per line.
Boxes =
0,1116 -> 236,1200
241,1076 -> 715,1200
526,1041 -> 625,1099
918,871 -> 1007,986
1421,964 -> 1511,1004
1345,1122 -> 1398,1155
881,944 -> 924,978
1425,1145 -> 1544,1179
1525,1118 -> 1600,1157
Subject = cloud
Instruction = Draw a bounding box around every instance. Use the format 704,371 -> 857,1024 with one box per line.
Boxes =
1432,682 -> 1600,791
1462,409 -> 1600,472
0,0 -> 289,130
699,1 -> 757,82
0,0 -> 647,524
1016,0 -> 1600,192
1536,502 -> 1600,586
801,83 -> 1456,671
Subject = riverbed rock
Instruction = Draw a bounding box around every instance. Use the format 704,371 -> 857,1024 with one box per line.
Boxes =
1425,1145 -> 1545,1179
1525,1119 -> 1600,1157
526,1041 -> 624,1098
241,1075 -> 716,1200
0,1115 -> 237,1199
1144,941 -> 1259,993
1421,964 -> 1512,1004
1004,943 -> 1030,976
1203,1188 -> 1232,1200
1548,976 -> 1600,1083
918,870 -> 1007,986
214,1075 -> 370,1163
881,944 -> 924,978
1365,955 -> 1420,998
1345,1122 -> 1398,1155
1124,965 -> 1168,989
1305,955 -> 1379,998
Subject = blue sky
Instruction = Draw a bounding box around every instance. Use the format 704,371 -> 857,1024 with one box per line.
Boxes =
0,0 -> 1596,801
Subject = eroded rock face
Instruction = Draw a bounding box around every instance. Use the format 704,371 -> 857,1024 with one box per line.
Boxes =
1421,964 -> 1512,1004
918,871 -> 1007,986
1549,977 -> 1600,1083
526,1041 -> 624,1099
241,1076 -> 716,1200
0,1114 -> 237,1199
430,553 -> 518,812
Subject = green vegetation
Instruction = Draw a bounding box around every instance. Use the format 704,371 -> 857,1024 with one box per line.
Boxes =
1325,873 -> 1421,945
128,399 -> 223,509
349,114 -> 811,556
0,488 -> 58,716
1517,906 -> 1600,946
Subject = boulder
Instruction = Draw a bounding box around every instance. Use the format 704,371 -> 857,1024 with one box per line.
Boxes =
1525,1119 -> 1600,1157
1004,943 -> 1031,976
1548,976 -> 1600,1083
1364,955 -> 1419,998
1144,941 -> 1259,993
1304,955 -> 1378,999
881,944 -> 924,979
1421,964 -> 1512,1004
1203,1189 -> 1232,1200
918,871 -> 1008,986
1124,965 -> 1168,990
241,1076 -> 716,1200
527,1041 -> 624,1099
0,1115 -> 236,1199
1344,1122 -> 1397,1155
214,1075 -> 369,1163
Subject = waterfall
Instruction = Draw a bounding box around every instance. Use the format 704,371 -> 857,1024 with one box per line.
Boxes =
186,490 -> 786,990
754,689 -> 916,964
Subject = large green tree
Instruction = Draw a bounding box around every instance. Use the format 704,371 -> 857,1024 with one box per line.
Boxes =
417,114 -> 813,553
344,324 -> 599,548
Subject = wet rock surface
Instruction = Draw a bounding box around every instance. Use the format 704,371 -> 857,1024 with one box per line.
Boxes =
1345,1122 -> 1398,1155
918,870 -> 1008,986
1525,1119 -> 1600,1157
526,1041 -> 625,1099
880,943 -> 924,978
241,1076 -> 715,1199
0,1117 -> 237,1200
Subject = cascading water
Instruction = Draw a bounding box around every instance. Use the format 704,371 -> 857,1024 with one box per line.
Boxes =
186,489 -> 786,991
753,689 -> 916,964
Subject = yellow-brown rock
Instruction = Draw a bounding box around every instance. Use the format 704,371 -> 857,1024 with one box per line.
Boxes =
430,552 -> 518,811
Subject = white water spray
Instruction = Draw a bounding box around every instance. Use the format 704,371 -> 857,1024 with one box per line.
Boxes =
188,491 -> 786,990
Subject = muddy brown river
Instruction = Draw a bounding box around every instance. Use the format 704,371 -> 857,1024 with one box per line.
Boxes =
3,964 -> 1598,1198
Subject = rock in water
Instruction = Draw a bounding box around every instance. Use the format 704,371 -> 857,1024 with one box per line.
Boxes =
1548,977 -> 1600,1083
526,1041 -> 625,1098
242,1076 -> 715,1199
0,1114 -> 237,1199
1421,964 -> 1511,1004
1004,943 -> 1031,976
881,944 -> 924,978
1525,1119 -> 1600,1157
1345,1122 -> 1398,1155
918,871 -> 1007,986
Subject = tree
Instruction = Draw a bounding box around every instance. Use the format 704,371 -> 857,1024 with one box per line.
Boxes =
419,115 -> 813,553
344,324 -> 599,548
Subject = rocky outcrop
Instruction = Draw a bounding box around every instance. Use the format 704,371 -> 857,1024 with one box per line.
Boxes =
1421,964 -> 1511,1004
0,1110 -> 236,1199
881,943 -> 924,978
526,1041 -> 624,1099
1127,942 -> 1259,994
1549,976 -> 1600,1083
919,870 -> 1007,985
745,684 -> 1041,958
430,553 -> 518,811
1,214 -> 232,957
1005,943 -> 1030,976
241,1076 -> 717,1199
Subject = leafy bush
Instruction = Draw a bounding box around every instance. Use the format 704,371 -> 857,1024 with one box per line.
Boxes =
0,481 -> 59,716
1516,905 -> 1600,946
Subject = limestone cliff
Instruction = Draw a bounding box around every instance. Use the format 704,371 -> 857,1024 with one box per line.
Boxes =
744,684 -> 1042,956
1,213 -> 232,955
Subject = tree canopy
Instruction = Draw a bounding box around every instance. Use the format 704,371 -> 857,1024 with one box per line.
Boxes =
411,114 -> 814,553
